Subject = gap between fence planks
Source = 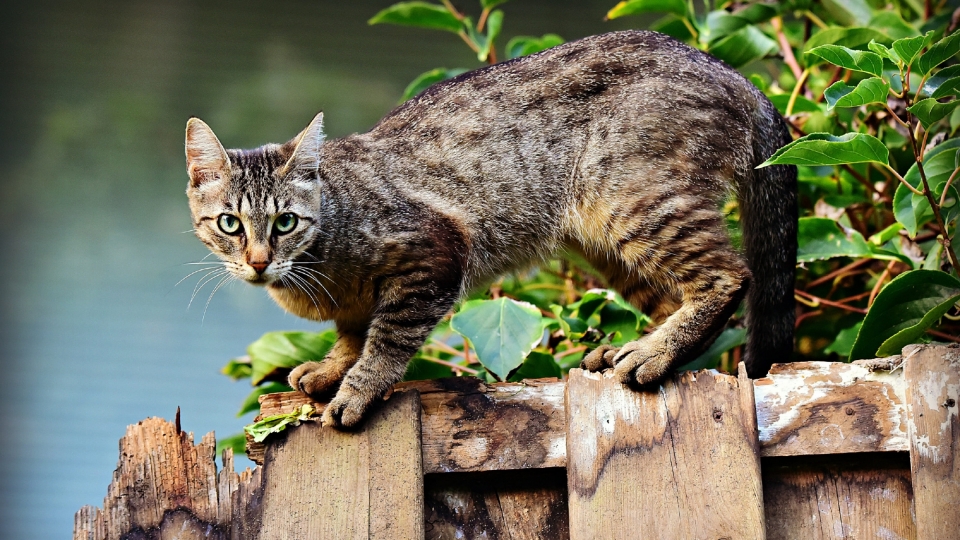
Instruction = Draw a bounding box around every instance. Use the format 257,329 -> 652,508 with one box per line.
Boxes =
251,359 -> 910,471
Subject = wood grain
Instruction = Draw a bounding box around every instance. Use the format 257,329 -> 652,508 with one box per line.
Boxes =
763,453 -> 915,540
565,368 -> 765,540
254,389 -> 423,540
424,468 -> 569,540
755,360 -> 908,457
903,344 -> 960,540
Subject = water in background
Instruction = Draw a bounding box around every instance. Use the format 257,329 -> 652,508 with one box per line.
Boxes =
0,0 -> 631,537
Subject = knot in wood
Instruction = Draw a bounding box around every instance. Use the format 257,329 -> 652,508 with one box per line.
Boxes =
712,406 -> 723,422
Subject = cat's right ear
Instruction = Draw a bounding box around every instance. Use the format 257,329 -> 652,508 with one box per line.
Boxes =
185,117 -> 230,190
280,112 -> 325,178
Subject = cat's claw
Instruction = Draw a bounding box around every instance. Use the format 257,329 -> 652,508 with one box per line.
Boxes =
581,345 -> 620,372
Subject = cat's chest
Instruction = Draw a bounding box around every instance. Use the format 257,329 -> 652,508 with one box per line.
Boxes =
266,279 -> 371,323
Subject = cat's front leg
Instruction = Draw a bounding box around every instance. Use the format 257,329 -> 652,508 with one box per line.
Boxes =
288,325 -> 365,399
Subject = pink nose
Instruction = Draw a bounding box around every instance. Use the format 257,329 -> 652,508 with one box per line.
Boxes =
249,261 -> 269,273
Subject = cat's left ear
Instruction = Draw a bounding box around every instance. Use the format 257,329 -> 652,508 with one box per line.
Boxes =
281,112 -> 325,177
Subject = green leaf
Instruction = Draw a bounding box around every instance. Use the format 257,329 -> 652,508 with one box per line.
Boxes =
605,0 -> 688,19
797,217 -> 872,262
244,404 -> 316,443
216,433 -> 247,458
400,68 -> 468,102
850,270 -> 960,359
824,321 -> 863,357
505,34 -> 564,59
450,298 -> 545,381
868,11 -> 921,41
759,132 -> 889,168
704,11 -> 750,43
894,139 -> 960,235
368,2 -> 463,33
508,351 -> 561,381
916,31 -> 960,76
478,9 -> 504,62
237,382 -> 291,417
823,78 -> 890,110
481,0 -> 509,9
767,94 -> 822,115
650,14 -> 694,41
891,31 -> 933,67
907,98 -> 960,129
248,330 -> 336,385
403,355 -> 454,381
821,0 -> 873,26
868,222 -> 904,245
708,25 -> 779,68
677,327 -> 747,371
868,40 -> 899,63
922,65 -> 960,99
221,357 -> 252,381
805,44 -> 884,76
734,3 -> 778,24
803,27 -> 891,52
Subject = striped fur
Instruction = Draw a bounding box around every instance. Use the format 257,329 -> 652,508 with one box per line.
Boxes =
185,31 -> 796,428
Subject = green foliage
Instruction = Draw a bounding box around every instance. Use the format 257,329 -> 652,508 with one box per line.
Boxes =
220,0 -> 960,444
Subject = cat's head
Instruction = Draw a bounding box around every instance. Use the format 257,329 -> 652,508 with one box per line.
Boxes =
184,113 -> 325,286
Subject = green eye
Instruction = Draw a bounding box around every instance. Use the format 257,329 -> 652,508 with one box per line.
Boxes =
218,214 -> 242,235
274,213 -> 298,234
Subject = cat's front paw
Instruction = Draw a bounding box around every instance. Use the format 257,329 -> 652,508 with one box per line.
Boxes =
322,384 -> 377,429
288,361 -> 341,399
581,345 -> 619,371
612,341 -> 671,387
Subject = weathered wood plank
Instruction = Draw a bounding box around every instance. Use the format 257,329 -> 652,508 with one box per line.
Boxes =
254,389 -> 423,540
72,417 -> 263,540
756,360 -> 908,457
425,468 -> 569,540
565,368 -> 765,540
904,344 -> 960,540
763,454 -> 915,540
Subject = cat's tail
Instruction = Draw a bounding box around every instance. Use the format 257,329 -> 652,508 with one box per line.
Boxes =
740,98 -> 798,378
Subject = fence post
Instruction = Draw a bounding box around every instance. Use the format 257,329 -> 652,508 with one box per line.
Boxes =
253,389 -> 424,540
904,344 -> 960,540
565,367 -> 765,540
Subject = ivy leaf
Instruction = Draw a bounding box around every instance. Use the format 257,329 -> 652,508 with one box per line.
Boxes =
891,31 -> 934,67
248,330 -> 337,385
400,68 -> 468,102
368,2 -> 463,33
823,78 -> 890,110
907,98 -> 960,129
759,132 -> 889,168
803,27 -> 891,52
450,298 -> 545,381
708,25 -> 779,68
805,44 -> 884,76
797,217 -> 872,262
894,139 -> 960,235
916,31 -> 960,76
508,351 -> 561,381
677,327 -> 746,371
605,0 -> 688,19
849,270 -> 960,359
920,64 -> 960,98
505,34 -> 564,59
237,382 -> 291,417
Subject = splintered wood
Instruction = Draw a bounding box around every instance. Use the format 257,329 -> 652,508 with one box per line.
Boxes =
565,367 -> 765,540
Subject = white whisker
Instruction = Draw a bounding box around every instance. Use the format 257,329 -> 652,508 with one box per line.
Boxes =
202,275 -> 234,323
174,266 -> 222,288
190,269 -> 230,309
291,266 -> 339,307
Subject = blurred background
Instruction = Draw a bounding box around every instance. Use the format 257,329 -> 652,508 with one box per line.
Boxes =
0,1 -> 635,537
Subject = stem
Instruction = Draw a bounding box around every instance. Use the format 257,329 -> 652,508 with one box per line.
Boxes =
680,17 -> 699,42
421,355 -> 480,375
795,289 -> 869,314
477,7 -> 489,31
771,17 -> 803,80
441,0 -> 464,19
883,163 -> 925,196
940,166 -> 960,207
554,345 -> 588,360
928,329 -> 960,343
427,339 -> 466,358
906,116 -> 960,270
868,261 -> 896,306
884,103 -> 911,129
458,30 -> 481,54
786,69 -> 810,116
805,258 -> 873,289
803,10 -> 829,29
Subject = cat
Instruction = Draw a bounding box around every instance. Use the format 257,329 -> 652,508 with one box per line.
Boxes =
185,30 -> 797,429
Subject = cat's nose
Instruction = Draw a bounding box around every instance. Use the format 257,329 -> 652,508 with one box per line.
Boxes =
249,261 -> 269,274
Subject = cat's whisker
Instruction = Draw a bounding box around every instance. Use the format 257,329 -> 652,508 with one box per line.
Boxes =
189,269 -> 230,309
282,272 -> 323,314
174,266 -> 223,288
290,266 -> 339,306
202,275 -> 235,323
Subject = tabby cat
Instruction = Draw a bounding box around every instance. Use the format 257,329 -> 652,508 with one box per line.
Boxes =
185,31 -> 797,428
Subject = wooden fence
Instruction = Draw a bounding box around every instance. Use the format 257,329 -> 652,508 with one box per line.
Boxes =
74,343 -> 959,539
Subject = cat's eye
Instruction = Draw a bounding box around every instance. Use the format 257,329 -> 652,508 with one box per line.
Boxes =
274,213 -> 298,235
218,214 -> 243,235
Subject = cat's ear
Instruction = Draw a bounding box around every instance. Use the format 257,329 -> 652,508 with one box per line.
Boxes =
280,112 -> 325,177
185,117 -> 230,190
